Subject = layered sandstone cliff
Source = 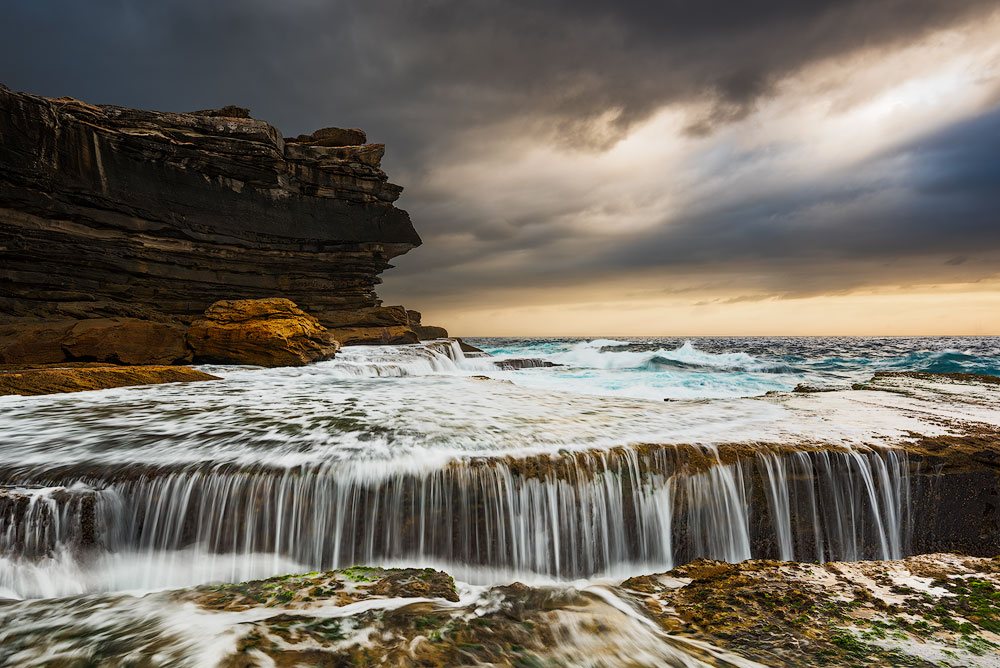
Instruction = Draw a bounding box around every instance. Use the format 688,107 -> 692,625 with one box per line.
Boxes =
0,85 -> 444,350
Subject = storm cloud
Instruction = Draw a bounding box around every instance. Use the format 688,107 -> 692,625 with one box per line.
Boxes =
2,0 -> 999,332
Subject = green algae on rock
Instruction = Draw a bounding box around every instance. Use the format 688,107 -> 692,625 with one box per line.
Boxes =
5,556 -> 998,667
620,553 -> 1000,667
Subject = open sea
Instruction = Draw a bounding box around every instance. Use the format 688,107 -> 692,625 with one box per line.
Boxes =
465,336 -> 1000,400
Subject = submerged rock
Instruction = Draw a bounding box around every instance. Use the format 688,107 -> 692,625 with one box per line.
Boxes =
493,358 -> 560,370
792,383 -> 836,393
873,370 -> 1000,384
187,298 -> 340,367
456,338 -> 486,354
0,364 -> 219,396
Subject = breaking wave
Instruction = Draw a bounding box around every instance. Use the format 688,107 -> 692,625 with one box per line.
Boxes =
473,336 -> 1000,400
550,339 -> 791,373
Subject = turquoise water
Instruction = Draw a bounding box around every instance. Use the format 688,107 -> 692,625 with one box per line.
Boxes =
464,336 -> 1000,400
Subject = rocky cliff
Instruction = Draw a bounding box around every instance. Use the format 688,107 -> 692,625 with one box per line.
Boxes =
0,85 -> 441,344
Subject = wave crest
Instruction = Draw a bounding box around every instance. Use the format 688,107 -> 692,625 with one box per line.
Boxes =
551,340 -> 789,373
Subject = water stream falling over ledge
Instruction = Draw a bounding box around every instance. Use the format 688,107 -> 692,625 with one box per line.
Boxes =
0,443 -> 927,597
3,339 -> 999,601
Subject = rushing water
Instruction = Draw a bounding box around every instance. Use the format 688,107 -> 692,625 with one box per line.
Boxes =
0,339 -> 997,598
1,336 -> 994,603
0,336 -> 997,664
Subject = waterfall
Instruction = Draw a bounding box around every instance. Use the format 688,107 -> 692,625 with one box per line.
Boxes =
0,444 -> 915,597
316,339 -> 491,377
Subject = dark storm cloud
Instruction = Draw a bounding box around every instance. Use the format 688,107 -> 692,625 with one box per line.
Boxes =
384,106 -> 1000,303
2,0 -> 994,159
2,1 -> 998,308
643,107 -> 1000,290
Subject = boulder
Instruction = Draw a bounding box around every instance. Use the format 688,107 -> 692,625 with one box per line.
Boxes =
0,321 -> 75,364
287,126 -> 367,147
321,305 -> 422,345
187,298 -> 339,367
413,324 -> 449,339
493,358 -> 560,370
62,318 -> 191,365
0,318 -> 190,365
457,338 -> 486,354
326,325 -> 419,346
322,306 -> 411,329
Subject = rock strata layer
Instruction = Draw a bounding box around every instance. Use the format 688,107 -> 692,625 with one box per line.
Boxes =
323,306 -> 448,345
0,84 -> 447,341
187,298 -> 340,367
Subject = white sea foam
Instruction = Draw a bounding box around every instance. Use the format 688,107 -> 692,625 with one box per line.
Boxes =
1,340 -> 994,472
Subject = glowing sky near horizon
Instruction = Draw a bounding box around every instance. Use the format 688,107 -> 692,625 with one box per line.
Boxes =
3,1 -> 999,334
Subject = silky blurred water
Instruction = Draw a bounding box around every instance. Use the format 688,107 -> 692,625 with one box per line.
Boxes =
0,336 -> 997,664
1,337 -> 997,471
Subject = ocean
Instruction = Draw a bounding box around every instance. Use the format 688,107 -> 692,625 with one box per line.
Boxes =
466,335 -> 1000,400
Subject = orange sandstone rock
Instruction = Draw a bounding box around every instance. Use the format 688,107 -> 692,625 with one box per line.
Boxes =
187,298 -> 339,367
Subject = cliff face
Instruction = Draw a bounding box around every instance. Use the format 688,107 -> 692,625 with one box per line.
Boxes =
0,85 -> 421,326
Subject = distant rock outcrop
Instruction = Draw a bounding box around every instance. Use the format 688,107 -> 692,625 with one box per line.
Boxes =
319,305 -> 449,345
187,298 -> 340,367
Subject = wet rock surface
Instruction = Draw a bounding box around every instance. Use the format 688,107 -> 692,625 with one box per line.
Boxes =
1,556 -> 997,666
0,485 -> 101,558
0,364 -> 997,664
492,357 -> 561,370
0,370 -> 996,580
187,566 -> 459,612
623,553 -> 1000,667
187,298 -> 340,367
0,364 -> 219,396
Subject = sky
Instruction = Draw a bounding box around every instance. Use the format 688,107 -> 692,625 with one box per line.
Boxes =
3,1 -> 999,335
